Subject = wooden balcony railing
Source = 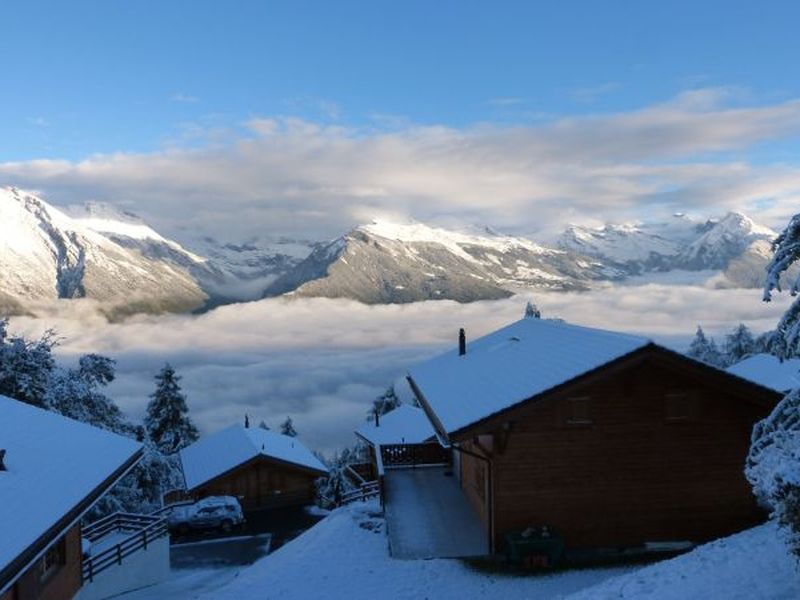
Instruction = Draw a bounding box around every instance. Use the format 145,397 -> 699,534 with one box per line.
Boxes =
82,512 -> 168,583
379,443 -> 450,469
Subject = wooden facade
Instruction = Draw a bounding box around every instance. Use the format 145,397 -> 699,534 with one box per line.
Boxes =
432,346 -> 779,552
191,456 -> 323,511
0,525 -> 82,600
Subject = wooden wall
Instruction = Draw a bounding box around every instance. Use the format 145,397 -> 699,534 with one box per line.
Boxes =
196,457 -> 321,511
456,354 -> 774,551
3,525 -> 82,600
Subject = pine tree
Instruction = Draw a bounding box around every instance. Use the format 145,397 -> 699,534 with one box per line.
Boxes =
524,300 -> 541,319
764,213 -> 800,358
144,364 -> 199,454
280,416 -> 298,437
258,420 -> 270,430
686,326 -> 724,367
369,385 -> 401,421
723,324 -> 756,366
748,211 -> 800,557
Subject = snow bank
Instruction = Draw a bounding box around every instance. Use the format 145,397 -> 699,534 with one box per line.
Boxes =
566,522 -> 800,600
198,501 -> 631,600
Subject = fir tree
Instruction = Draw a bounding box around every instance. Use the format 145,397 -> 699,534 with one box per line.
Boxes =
280,416 -> 298,437
524,300 -> 541,319
369,385 -> 401,421
748,211 -> 800,557
144,363 -> 199,454
764,213 -> 800,358
686,326 -> 724,367
723,324 -> 756,366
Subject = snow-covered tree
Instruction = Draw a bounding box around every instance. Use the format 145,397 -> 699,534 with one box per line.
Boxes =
748,211 -> 800,557
369,385 -> 401,422
686,326 -> 724,367
258,420 -> 270,430
280,416 -> 298,437
47,354 -> 134,436
524,300 -> 541,319
144,364 -> 199,454
723,324 -> 756,366
0,320 -> 57,407
315,445 -> 368,508
764,213 -> 800,358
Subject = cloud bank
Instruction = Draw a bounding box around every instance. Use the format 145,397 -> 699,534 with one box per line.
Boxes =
7,283 -> 791,455
2,89 -> 800,244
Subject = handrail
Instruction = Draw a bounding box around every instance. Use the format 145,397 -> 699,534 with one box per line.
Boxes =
82,514 -> 169,583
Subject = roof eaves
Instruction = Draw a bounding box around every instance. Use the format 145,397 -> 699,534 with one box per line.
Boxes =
0,445 -> 143,596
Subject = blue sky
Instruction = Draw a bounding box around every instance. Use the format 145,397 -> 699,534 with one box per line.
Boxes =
2,1 -> 800,241
3,1 -> 800,160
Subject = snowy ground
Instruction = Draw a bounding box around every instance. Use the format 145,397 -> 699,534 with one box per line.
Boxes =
119,503 -> 800,600
192,501 -> 632,600
565,522 -> 800,600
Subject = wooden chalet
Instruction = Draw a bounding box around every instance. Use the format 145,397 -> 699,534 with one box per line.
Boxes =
0,395 -> 142,600
406,318 -> 781,554
178,424 -> 328,511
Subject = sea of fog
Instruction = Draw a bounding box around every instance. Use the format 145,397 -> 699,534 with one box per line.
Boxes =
7,283 -> 792,455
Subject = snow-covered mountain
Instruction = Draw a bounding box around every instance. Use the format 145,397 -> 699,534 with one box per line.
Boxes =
264,213 -> 779,304
67,202 -> 314,305
556,212 -> 776,281
264,220 -> 625,304
0,185 -> 782,313
0,187 -> 208,317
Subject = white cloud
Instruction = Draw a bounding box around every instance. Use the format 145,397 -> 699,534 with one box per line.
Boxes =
2,89 -> 800,244
6,284 -> 792,454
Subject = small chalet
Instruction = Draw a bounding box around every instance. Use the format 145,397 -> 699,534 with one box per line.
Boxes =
352,405 -> 439,483
404,318 -> 781,554
727,353 -> 800,394
178,424 -> 328,511
0,395 -> 142,600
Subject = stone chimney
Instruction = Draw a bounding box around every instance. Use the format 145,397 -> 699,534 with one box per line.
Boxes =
459,328 -> 466,356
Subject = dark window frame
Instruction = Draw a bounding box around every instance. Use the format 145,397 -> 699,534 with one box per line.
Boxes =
566,396 -> 593,426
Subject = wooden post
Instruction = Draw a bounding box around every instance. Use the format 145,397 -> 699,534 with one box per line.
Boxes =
116,545 -> 122,565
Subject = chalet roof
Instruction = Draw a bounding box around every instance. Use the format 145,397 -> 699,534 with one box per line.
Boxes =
180,425 -> 328,491
355,405 -> 436,447
408,318 -> 651,436
0,395 -> 142,594
727,353 -> 800,393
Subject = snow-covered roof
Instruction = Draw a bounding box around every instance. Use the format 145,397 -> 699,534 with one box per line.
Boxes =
180,425 -> 328,490
355,405 -> 436,447
0,396 -> 142,590
408,318 -> 652,436
726,354 -> 800,393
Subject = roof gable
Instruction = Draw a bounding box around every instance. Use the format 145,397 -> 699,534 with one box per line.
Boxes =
180,425 -> 328,490
408,318 -> 651,436
355,405 -> 436,446
0,396 -> 142,590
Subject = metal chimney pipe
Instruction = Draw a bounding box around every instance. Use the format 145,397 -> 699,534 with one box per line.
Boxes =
459,328 -> 466,356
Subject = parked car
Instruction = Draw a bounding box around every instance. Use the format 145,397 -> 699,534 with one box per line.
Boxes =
167,496 -> 245,534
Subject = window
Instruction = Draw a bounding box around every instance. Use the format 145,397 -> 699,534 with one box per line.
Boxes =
39,538 -> 65,581
665,393 -> 691,422
566,396 -> 592,425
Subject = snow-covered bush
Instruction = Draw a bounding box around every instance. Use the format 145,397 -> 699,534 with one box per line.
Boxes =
368,385 -> 402,422
315,445 -> 368,508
